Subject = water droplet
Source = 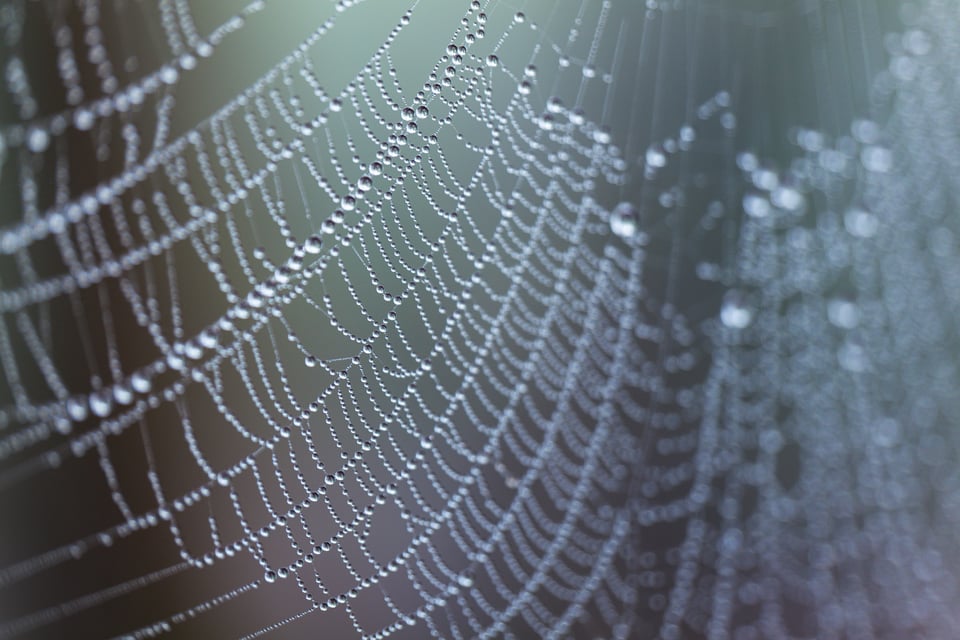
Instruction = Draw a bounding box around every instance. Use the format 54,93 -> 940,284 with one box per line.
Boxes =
74,109 -> 94,131
720,291 -> 753,329
514,12 -> 525,23
873,418 -> 900,447
131,372 -> 152,393
67,397 -> 89,422
851,119 -> 879,144
26,128 -> 49,153
750,168 -> 777,191
844,208 -> 879,238
743,194 -> 771,218
645,144 -> 666,168
861,146 -> 893,173
827,298 -> 859,329
797,129 -> 826,151
838,341 -> 867,372
486,54 -> 499,68
90,390 -> 114,417
593,127 -> 612,144
305,235 -> 323,254
114,384 -> 134,406
903,29 -> 932,56
55,417 -> 72,435
401,107 -> 415,122
772,187 -> 803,211
159,65 -> 179,84
610,202 -> 638,239
737,152 -> 758,172
199,329 -> 219,349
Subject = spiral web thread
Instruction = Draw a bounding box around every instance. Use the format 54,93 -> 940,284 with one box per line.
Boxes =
0,0 -> 958,638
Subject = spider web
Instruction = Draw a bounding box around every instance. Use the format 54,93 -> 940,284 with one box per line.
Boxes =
0,0 -> 958,638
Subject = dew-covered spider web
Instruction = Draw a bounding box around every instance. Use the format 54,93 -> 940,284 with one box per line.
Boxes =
0,0 -> 959,638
